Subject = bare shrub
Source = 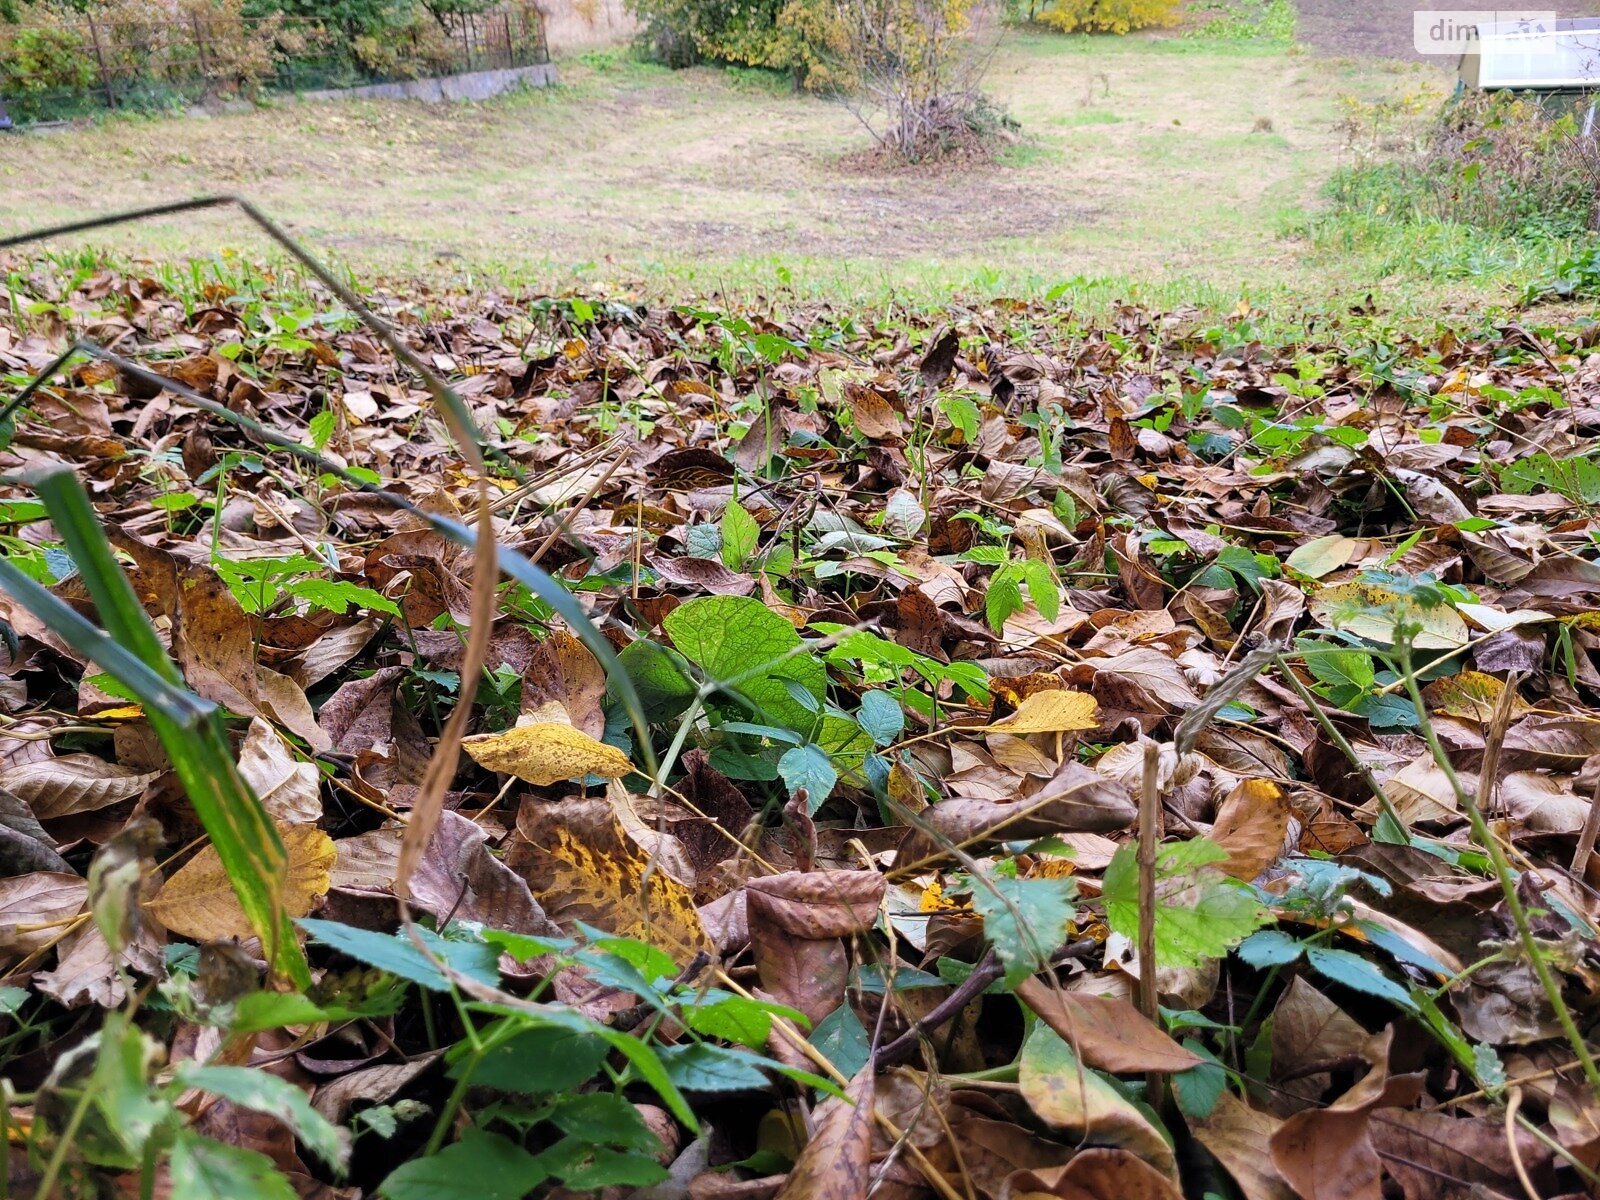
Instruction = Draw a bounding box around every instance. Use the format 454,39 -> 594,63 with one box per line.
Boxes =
830,0 -> 1008,162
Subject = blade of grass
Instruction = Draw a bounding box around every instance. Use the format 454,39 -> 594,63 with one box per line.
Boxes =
18,468 -> 309,988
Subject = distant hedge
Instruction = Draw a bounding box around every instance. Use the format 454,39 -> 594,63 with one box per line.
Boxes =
1,0 -> 540,122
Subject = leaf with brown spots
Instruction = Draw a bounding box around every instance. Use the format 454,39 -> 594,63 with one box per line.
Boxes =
511,795 -> 711,964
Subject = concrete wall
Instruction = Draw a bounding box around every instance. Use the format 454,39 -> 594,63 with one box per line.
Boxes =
295,62 -> 556,104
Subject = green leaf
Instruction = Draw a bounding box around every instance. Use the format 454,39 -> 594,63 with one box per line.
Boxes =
1304,648 -> 1375,694
985,567 -> 1024,632
287,578 -> 400,617
547,1093 -> 664,1152
451,1023 -> 610,1094
665,596 -> 825,734
777,744 -> 837,811
170,1130 -> 297,1200
173,1064 -> 346,1173
1234,929 -> 1304,968
71,1015 -> 171,1170
1019,558 -> 1060,623
1215,544 -> 1277,590
1103,840 -> 1272,969
227,988 -> 403,1034
308,409 -> 336,451
1306,946 -> 1417,1011
810,1004 -> 871,1079
1172,1040 -> 1228,1120
17,471 -> 310,988
970,876 -> 1078,986
678,993 -> 777,1049
479,928 -> 576,962
298,920 -> 500,992
940,394 -> 980,443
540,1139 -> 669,1189
857,690 -> 905,745
613,639 -> 699,724
380,1129 -> 549,1200
1354,920 -> 1451,977
721,499 -> 759,571
656,1042 -> 772,1092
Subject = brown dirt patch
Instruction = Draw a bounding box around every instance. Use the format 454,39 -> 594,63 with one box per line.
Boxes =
1295,0 -> 1600,61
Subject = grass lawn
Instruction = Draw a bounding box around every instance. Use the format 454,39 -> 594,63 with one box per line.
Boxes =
0,29 -> 1571,317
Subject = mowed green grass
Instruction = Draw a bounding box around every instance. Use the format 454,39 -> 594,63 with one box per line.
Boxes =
0,30 -> 1521,316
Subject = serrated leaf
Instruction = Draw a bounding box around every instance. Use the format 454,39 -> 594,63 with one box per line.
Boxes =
986,569 -> 1024,632
679,993 -> 785,1049
450,1023 -> 610,1094
940,393 -> 980,443
1019,557 -> 1060,622
971,875 -> 1077,986
298,919 -> 502,992
657,1042 -> 772,1092
308,409 -> 336,450
170,1130 -> 298,1200
778,744 -> 837,811
1305,945 -> 1416,1011
857,690 -> 905,745
547,1093 -> 664,1152
1103,840 -> 1272,969
541,1139 -> 668,1189
287,578 -> 400,617
175,1064 -> 346,1173
379,1129 -> 548,1200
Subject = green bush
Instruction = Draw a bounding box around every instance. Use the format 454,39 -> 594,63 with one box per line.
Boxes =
1328,91 -> 1598,244
623,0 -> 841,86
0,16 -> 95,98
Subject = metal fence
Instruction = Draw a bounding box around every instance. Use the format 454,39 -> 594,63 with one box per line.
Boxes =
1,5 -> 548,126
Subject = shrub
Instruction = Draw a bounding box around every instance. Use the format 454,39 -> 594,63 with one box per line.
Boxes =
0,16 -> 95,100
1328,90 -> 1599,243
1027,0 -> 1181,34
833,0 -> 1007,161
626,0 -> 780,70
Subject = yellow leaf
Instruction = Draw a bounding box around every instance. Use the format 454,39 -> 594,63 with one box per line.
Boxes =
887,760 -> 927,815
92,705 -> 146,722
149,825 -> 334,943
513,797 -> 710,963
1284,534 -> 1357,579
989,689 -> 1100,734
462,722 -> 635,786
1310,581 -> 1469,650
1422,670 -> 1531,722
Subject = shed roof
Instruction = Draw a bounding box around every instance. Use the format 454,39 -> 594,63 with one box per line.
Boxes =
1460,17 -> 1600,89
